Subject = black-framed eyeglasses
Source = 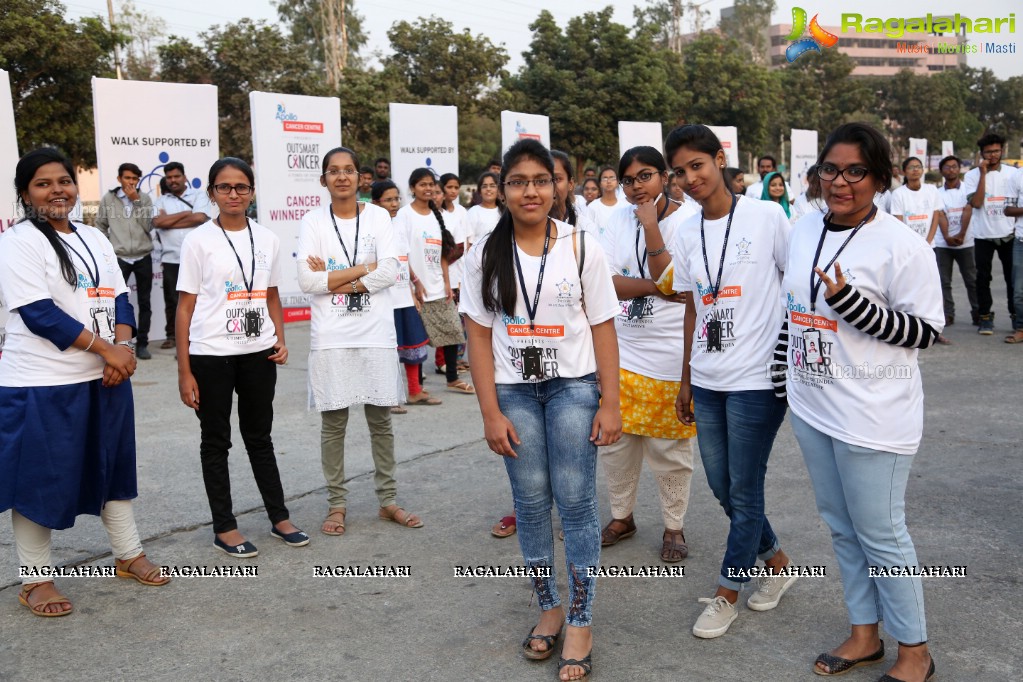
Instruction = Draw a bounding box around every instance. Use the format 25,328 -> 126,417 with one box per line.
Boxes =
504,177 -> 553,190
817,164 -> 869,183
213,183 -> 254,196
620,170 -> 658,187
980,148 -> 1002,157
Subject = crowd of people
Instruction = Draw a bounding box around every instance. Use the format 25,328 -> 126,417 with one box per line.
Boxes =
3,121 -> 1021,682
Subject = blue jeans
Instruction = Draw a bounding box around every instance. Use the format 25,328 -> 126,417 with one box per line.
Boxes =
791,414 -> 926,643
691,386 -> 787,591
1013,238 -> 1023,330
497,374 -> 601,628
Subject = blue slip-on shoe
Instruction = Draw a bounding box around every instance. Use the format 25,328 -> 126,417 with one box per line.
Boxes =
270,526 -> 310,547
213,536 -> 259,558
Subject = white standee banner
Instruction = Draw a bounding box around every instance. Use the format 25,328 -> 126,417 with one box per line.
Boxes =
500,111 -> 550,154
0,69 -> 18,350
390,103 -> 459,203
942,140 -> 954,158
250,91 -> 341,315
908,138 -> 928,165
92,78 -> 219,341
618,121 -> 664,158
789,129 -> 819,198
707,126 -> 739,169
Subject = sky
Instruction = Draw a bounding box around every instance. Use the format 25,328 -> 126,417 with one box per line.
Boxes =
63,0 -> 1021,79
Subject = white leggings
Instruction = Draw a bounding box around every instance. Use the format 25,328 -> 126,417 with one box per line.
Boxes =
14,501 -> 144,585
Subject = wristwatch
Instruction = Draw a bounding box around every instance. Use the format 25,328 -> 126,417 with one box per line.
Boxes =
116,340 -> 137,354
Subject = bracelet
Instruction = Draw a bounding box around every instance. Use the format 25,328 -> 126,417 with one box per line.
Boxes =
647,246 -> 667,257
84,331 -> 97,353
411,275 -> 419,284
351,279 -> 359,294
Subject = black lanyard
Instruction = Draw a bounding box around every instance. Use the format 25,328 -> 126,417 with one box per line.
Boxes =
218,217 -> 255,300
809,205 -> 878,319
633,195 -> 672,279
329,203 -> 361,268
699,193 -> 739,306
512,218 -> 553,333
60,227 -> 100,289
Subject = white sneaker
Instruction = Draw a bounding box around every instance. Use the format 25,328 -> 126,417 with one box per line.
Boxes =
746,573 -> 798,611
692,596 -> 738,638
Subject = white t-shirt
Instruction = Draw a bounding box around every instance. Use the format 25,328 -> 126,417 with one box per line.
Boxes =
587,198 -> 622,248
934,184 -> 974,249
574,195 -> 589,218
784,212 -> 944,455
443,203 -> 469,290
746,178 -> 793,200
890,184 -> 943,241
297,204 -> 398,351
962,166 -> 1018,239
153,187 -> 213,264
1014,173 -> 1023,240
792,193 -> 826,222
391,216 -> 415,310
0,222 -> 127,387
873,191 -> 891,213
459,223 -> 620,385
606,205 -> 690,381
466,205 -> 502,245
671,196 -> 790,392
177,220 -> 281,356
394,205 -> 447,302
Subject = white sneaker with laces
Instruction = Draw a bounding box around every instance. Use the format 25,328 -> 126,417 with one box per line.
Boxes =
692,595 -> 738,638
746,573 -> 798,611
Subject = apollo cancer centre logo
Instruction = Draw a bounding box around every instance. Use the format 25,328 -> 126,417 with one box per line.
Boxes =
785,7 -> 839,62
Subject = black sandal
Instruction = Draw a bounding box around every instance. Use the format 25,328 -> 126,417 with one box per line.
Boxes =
814,641 -> 884,675
557,652 -> 592,679
877,642 -> 934,682
522,626 -> 561,661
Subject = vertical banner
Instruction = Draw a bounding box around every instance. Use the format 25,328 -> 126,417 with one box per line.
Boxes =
0,69 -> 18,349
500,111 -> 550,154
707,126 -> 739,169
908,138 -> 928,165
93,78 -> 219,341
618,121 -> 664,158
250,91 -> 341,316
389,103 -> 459,203
942,140 -> 954,158
789,129 -> 819,198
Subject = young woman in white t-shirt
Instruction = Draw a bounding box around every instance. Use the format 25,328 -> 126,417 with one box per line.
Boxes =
784,123 -> 940,682
586,167 -> 622,244
890,157 -> 942,243
298,147 -> 423,535
466,171 -> 503,248
0,149 -> 169,617
665,124 -> 797,639
580,177 -> 600,206
176,157 -> 308,558
437,172 -> 469,373
460,139 -> 622,681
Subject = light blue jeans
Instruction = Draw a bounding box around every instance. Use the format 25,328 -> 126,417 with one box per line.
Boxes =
1013,237 -> 1023,330
497,374 -> 601,628
791,413 -> 927,643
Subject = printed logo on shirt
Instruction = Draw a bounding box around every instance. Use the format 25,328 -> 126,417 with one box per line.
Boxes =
507,345 -> 561,381
224,281 -> 267,301
77,274 -> 114,299
255,249 -> 270,271
224,306 -> 266,343
506,324 -> 565,338
790,331 -> 836,386
698,306 -> 737,350
423,233 -> 443,265
696,280 -> 742,306
617,297 -> 654,326
329,292 -> 371,315
789,310 -> 839,332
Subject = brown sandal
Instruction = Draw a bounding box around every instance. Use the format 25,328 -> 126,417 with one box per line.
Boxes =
601,515 -> 637,546
321,508 -> 347,536
491,515 -> 517,538
660,529 -> 688,562
18,581 -> 73,617
115,553 -> 171,586
379,505 -> 424,528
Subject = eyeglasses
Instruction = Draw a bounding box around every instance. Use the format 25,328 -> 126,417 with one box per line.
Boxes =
980,148 -> 1002,156
324,168 -> 358,178
213,183 -> 253,196
817,164 -> 869,184
504,177 -> 553,190
620,170 -> 658,187
904,165 -> 924,171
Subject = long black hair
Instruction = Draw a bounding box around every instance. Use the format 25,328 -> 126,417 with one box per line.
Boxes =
408,167 -> 455,259
480,138 -> 556,315
550,150 -> 577,226
15,148 -> 79,287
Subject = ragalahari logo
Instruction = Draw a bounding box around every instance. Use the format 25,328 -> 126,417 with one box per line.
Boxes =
786,8 -> 839,62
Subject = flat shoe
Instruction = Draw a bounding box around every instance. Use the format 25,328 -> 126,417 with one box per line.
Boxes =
445,380 -> 475,394
521,625 -> 561,661
379,506 -> 424,528
213,536 -> 259,558
491,515 -> 517,538
18,582 -> 73,617
115,553 -> 171,586
558,651 -> 592,679
601,516 -> 637,546
271,526 -> 310,547
877,656 -> 935,682
1005,333 -> 1023,344
390,405 -> 408,414
660,529 -> 688,562
408,392 -> 442,405
159,338 -> 175,349
814,641 -> 884,675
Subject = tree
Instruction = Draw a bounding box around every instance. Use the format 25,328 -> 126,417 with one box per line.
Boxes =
334,66 -> 411,164
0,0 -> 119,167
945,67 -> 1023,148
718,0 -> 776,66
633,0 -> 710,52
774,46 -> 873,142
116,0 -> 167,81
275,0 -> 368,84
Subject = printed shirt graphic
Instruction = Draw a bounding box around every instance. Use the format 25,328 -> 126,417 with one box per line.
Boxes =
935,185 -> 973,249
459,222 -> 620,385
0,223 -> 127,387
177,220 -> 281,356
783,212 -> 944,455
962,166 -> 1018,239
606,204 -> 691,381
395,205 -> 446,302
297,203 -> 398,351
391,215 -> 415,310
671,196 -> 790,392
153,186 -> 213,264
890,184 -> 943,240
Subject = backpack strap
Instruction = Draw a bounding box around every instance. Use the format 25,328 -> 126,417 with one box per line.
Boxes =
572,228 -> 586,314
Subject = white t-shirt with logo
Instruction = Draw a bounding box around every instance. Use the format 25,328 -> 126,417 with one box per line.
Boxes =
177,220 -> 281,356
671,196 -> 791,392
934,184 -> 973,249
0,222 -> 127,387
783,211 -> 943,455
153,187 -> 213,264
962,166 -> 1018,239
459,223 -> 620,385
394,205 -> 447,302
391,216 -> 415,310
587,199 -> 623,253
606,205 -> 690,381
890,184 -> 943,241
466,205 -> 501,245
297,203 -> 398,351
443,203 -> 469,290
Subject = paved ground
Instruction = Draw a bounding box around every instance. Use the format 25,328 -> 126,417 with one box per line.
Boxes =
0,276 -> 1020,681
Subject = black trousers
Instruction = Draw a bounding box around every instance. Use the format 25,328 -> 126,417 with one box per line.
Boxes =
974,237 -> 1014,317
162,262 -> 180,338
117,255 -> 153,347
190,349 -> 289,534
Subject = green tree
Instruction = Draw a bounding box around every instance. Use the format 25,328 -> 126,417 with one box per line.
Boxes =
116,0 -> 167,81
774,46 -> 873,140
872,70 -> 981,158
334,66 -> 411,164
0,0 -> 119,167
718,0 -> 776,66
275,0 -> 368,82
945,67 -> 1023,148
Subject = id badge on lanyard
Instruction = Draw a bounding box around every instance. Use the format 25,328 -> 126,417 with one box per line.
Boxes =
92,308 -> 114,342
802,328 -> 822,364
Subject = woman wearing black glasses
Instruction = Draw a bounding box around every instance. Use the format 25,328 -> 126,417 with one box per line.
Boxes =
176,157 -> 307,558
